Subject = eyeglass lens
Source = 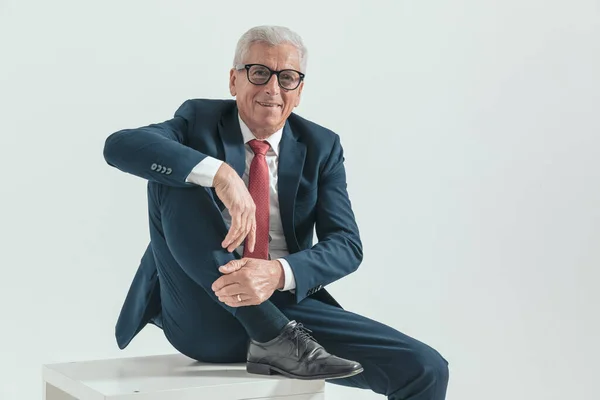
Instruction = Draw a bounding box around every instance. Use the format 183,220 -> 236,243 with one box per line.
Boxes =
248,65 -> 301,89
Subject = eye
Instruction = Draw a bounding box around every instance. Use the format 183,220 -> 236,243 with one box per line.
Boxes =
280,72 -> 294,82
251,67 -> 270,77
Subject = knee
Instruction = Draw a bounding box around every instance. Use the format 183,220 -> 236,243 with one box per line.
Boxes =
154,184 -> 217,210
387,347 -> 449,398
419,347 -> 449,387
156,186 -> 227,238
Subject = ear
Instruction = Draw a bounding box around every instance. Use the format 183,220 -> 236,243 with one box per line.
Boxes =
229,68 -> 237,96
294,81 -> 304,107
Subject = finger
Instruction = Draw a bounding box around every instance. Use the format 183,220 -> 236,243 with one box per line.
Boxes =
218,294 -> 237,306
223,225 -> 242,250
214,282 -> 242,297
218,262 -> 235,274
229,231 -> 246,253
219,258 -> 246,274
244,209 -> 256,253
222,210 -> 242,249
211,275 -> 233,292
230,207 -> 252,251
228,229 -> 246,253
228,212 -> 244,252
218,295 -> 239,307
222,224 -> 239,249
220,294 -> 255,307
246,214 -> 256,253
221,298 -> 242,307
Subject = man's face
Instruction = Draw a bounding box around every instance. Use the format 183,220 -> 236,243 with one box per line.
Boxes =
229,42 -> 304,136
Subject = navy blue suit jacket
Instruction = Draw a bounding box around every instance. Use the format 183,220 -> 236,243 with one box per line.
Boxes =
103,99 -> 363,349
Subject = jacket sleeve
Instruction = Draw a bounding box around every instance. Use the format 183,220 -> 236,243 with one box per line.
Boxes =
103,100 -> 207,187
282,135 -> 363,303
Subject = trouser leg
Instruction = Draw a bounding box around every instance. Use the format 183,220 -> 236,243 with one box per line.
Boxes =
146,182 -> 288,350
269,291 -> 450,399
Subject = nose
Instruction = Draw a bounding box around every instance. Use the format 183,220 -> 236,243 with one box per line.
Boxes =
264,73 -> 280,96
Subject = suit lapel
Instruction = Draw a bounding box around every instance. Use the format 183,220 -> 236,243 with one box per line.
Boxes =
217,107 -> 306,252
278,121 -> 306,253
217,105 -> 246,178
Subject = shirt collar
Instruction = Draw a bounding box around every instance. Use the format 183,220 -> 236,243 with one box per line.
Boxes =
238,113 -> 283,156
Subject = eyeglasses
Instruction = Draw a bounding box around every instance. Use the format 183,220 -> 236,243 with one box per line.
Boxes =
235,64 -> 305,91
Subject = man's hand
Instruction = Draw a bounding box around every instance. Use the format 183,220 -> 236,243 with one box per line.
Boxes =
213,163 -> 256,253
211,258 -> 285,307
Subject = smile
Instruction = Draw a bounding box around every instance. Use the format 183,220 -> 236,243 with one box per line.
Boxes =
257,102 -> 281,108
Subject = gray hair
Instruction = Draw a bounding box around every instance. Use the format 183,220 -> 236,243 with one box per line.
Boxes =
233,25 -> 308,73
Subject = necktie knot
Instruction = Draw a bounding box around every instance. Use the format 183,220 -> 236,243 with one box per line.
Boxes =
248,139 -> 270,156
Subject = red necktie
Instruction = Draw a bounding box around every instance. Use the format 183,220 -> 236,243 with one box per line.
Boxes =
243,139 -> 271,260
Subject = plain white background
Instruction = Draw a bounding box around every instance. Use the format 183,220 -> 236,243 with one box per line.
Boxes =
1,0 -> 599,399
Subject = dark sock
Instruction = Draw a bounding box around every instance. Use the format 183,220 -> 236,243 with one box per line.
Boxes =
235,301 -> 289,342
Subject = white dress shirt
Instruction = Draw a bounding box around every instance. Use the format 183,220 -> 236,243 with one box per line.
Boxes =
184,114 -> 296,291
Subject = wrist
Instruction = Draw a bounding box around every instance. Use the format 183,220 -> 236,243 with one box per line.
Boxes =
214,163 -> 234,187
272,260 -> 285,290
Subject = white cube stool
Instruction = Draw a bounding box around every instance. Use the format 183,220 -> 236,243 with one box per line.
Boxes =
42,353 -> 325,400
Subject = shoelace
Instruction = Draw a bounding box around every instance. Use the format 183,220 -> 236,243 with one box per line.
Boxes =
289,323 -> 318,358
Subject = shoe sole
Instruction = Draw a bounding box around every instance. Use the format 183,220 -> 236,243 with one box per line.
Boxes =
246,361 -> 364,380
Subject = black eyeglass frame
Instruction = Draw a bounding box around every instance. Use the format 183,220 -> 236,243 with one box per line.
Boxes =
235,63 -> 305,90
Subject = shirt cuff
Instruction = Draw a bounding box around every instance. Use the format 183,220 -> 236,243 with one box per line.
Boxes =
276,258 -> 296,291
185,157 -> 224,187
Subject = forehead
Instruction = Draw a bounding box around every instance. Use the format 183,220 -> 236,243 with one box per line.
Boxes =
244,42 -> 301,70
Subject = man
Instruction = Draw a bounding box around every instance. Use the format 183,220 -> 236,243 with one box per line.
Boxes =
104,25 -> 449,399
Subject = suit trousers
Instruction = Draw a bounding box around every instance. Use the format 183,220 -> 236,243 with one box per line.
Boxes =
146,182 -> 449,400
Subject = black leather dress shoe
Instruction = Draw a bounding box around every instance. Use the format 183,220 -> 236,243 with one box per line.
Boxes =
246,320 -> 364,380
